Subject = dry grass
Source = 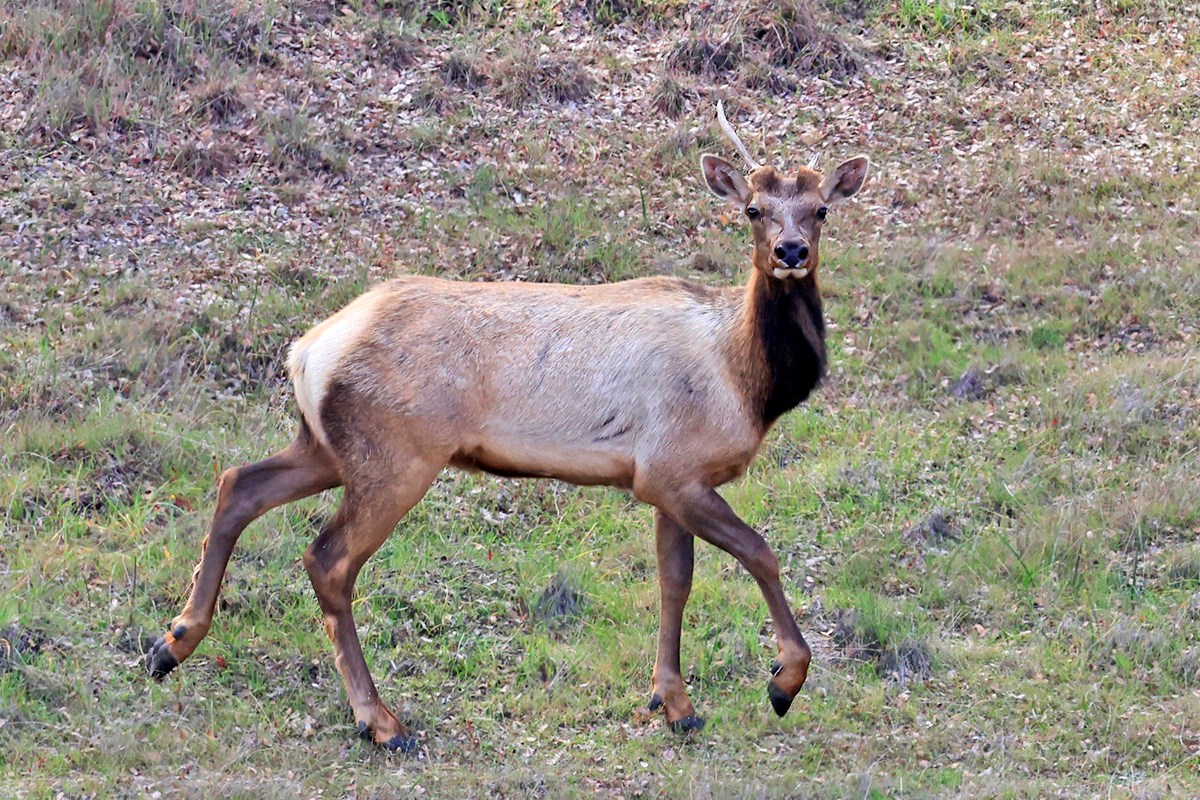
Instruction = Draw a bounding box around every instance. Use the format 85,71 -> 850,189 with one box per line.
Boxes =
259,108 -> 349,173
368,18 -> 422,69
491,43 -> 594,105
171,141 -> 239,177
667,33 -> 743,76
5,0 -> 275,140
664,0 -> 865,91
746,0 -> 865,80
650,72 -> 690,118
441,49 -> 487,89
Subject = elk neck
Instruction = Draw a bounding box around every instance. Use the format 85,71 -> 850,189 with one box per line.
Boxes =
727,257 -> 828,430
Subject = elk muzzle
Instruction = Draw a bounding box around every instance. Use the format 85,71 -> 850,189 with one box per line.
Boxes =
773,241 -> 809,268
770,240 -> 812,280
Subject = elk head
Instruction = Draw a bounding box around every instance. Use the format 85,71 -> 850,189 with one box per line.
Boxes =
701,101 -> 870,281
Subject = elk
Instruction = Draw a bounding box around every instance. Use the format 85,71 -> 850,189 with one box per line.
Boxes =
147,102 -> 869,750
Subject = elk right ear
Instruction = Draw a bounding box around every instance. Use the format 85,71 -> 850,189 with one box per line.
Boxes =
701,154 -> 752,204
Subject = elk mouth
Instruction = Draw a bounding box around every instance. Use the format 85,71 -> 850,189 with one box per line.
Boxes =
771,265 -> 810,280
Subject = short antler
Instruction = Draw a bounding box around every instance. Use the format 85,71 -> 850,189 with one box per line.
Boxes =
716,100 -> 762,172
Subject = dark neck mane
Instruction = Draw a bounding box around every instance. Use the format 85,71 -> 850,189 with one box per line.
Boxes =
734,268 -> 827,429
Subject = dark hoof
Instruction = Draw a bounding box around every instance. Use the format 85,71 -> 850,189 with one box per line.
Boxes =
146,636 -> 179,679
668,715 -> 705,734
767,680 -> 794,717
359,721 -> 418,753
648,694 -> 664,712
384,734 -> 419,754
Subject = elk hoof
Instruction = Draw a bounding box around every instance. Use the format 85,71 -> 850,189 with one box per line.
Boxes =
146,635 -> 180,679
647,694 -> 664,712
767,679 -> 794,717
668,715 -> 705,734
359,721 -> 418,754
384,734 -> 419,754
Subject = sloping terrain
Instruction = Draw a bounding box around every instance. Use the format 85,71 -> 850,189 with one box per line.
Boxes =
2,1 -> 1199,797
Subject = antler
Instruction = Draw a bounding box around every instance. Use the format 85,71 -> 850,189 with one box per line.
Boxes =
716,99 -> 762,172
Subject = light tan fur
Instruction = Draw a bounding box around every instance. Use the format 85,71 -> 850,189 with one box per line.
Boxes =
290,276 -> 758,491
149,106 -> 870,747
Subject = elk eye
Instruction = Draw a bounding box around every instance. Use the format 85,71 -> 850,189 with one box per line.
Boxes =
816,207 -> 828,220
746,206 -> 761,219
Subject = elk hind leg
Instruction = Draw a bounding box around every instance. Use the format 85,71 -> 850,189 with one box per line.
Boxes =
147,425 -> 340,678
304,455 -> 442,752
648,509 -> 704,732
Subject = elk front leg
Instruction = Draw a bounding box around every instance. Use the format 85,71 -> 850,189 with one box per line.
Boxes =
648,509 -> 703,732
659,485 -> 811,717
147,435 -> 339,678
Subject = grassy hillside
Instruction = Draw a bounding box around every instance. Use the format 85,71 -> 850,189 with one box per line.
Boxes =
2,0 -> 1199,797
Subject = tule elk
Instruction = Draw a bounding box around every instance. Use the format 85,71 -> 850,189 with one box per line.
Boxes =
147,102 -> 870,750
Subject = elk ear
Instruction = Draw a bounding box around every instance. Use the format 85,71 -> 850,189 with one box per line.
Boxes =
701,154 -> 752,204
819,156 -> 870,203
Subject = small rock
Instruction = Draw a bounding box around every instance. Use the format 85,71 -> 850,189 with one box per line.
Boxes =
949,368 -> 986,400
879,639 -> 934,686
903,508 -> 961,545
533,571 -> 584,627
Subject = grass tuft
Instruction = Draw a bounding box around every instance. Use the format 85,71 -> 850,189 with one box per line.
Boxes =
191,75 -> 248,122
441,50 -> 487,88
667,33 -> 742,75
492,44 -> 593,104
746,0 -> 863,80
650,72 -> 690,118
172,141 -> 239,177
368,18 -> 422,68
259,109 -> 350,174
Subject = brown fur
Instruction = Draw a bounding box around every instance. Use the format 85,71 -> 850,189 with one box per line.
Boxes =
150,146 -> 869,744
748,165 -> 822,197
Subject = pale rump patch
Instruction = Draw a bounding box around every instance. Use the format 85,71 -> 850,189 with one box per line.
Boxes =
288,292 -> 383,447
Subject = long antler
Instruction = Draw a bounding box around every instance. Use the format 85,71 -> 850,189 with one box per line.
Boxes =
716,99 -> 762,172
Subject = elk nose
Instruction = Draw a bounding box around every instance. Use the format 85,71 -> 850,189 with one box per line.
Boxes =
773,241 -> 810,268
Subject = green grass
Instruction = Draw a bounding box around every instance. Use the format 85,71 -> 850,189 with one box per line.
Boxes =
4,0 -> 1200,797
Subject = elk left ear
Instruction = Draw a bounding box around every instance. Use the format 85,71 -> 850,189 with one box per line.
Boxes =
819,156 -> 870,203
